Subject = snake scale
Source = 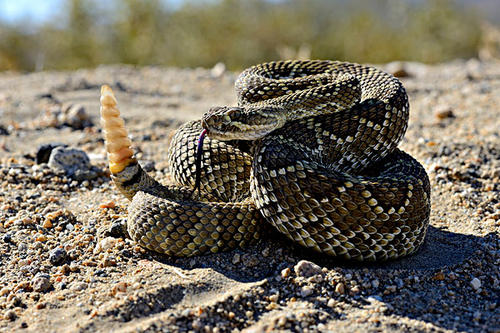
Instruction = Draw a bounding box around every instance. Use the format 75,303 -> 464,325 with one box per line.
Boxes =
100,60 -> 431,261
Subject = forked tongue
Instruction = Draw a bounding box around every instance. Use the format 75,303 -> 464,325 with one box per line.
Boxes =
192,128 -> 207,197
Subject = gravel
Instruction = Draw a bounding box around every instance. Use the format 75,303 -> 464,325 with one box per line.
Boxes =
0,61 -> 498,332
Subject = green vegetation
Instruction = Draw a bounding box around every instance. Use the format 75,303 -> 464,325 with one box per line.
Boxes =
0,0 -> 485,71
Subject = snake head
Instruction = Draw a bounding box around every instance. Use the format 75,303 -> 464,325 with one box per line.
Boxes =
201,106 -> 285,140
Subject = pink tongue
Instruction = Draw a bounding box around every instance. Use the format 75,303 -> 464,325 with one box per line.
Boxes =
192,129 -> 207,196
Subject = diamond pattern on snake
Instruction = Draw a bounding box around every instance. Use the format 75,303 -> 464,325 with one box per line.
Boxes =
99,60 -> 431,261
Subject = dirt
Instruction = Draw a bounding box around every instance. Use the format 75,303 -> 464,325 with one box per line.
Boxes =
0,60 -> 498,332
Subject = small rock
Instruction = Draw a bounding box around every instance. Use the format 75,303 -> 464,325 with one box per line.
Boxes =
211,62 -> 226,78
62,104 -> 92,129
294,260 -> 322,278
335,282 -> 345,294
367,295 -> 383,302
0,287 -> 10,296
36,143 -> 68,164
386,61 -> 411,78
277,316 -> 287,327
327,299 -> 336,308
10,295 -> 23,307
57,282 -> 67,290
59,264 -> 71,275
470,277 -> 481,290
385,285 -> 397,294
371,279 -> 380,288
435,108 -> 455,120
32,273 -> 52,292
4,309 -> 17,321
232,253 -> 241,264
268,293 -> 279,302
281,267 -> 291,279
300,285 -> 314,297
100,255 -> 117,267
0,124 -> 9,136
71,282 -> 88,291
111,281 -> 127,295
108,221 -> 127,238
192,319 -> 202,330
49,247 -> 67,266
2,233 -> 12,243
48,147 -> 97,180
95,237 -> 118,254
99,201 -> 116,209
151,119 -> 173,128
242,254 -> 259,267
42,219 -> 53,228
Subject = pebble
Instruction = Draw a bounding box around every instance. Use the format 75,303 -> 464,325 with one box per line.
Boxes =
386,61 -> 411,77
71,282 -> 88,291
112,282 -> 128,295
300,285 -> 314,297
0,124 -> 9,135
232,253 -> 241,264
47,147 -> 98,180
36,143 -> 68,164
42,219 -> 53,228
4,309 -> 17,321
100,255 -> 117,267
327,299 -> 336,308
49,247 -> 67,266
95,237 -> 119,253
281,267 -> 291,279
31,273 -> 52,292
470,277 -> 481,290
335,283 -> 345,294
61,103 -> 92,129
0,62 -> 499,333
268,293 -> 279,302
0,288 -> 10,296
210,62 -> 226,78
2,233 -> 12,243
294,260 -> 322,278
435,108 -> 455,120
108,221 -> 127,238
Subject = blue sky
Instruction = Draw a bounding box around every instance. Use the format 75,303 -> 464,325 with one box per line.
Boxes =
0,0 -> 185,24
0,0 -> 64,24
0,0 -> 498,25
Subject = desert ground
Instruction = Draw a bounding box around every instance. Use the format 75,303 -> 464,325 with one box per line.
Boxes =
0,60 -> 498,332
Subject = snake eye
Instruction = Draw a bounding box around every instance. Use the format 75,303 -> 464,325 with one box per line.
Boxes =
222,115 -> 232,125
227,108 -> 242,119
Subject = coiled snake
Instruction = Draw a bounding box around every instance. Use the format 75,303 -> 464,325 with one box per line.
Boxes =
100,60 -> 430,261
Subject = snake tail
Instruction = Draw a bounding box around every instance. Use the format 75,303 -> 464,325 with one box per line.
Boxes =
100,85 -> 160,200
100,86 -> 262,257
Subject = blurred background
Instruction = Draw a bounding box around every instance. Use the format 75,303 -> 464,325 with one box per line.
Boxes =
0,0 -> 499,72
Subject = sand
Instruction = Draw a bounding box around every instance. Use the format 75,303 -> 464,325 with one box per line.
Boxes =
0,60 -> 498,332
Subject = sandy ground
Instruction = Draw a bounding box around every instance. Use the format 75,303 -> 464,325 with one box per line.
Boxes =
0,60 -> 498,332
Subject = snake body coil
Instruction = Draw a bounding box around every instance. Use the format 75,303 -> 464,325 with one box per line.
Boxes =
100,60 -> 431,261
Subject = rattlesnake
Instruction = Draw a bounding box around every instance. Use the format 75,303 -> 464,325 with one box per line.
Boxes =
100,60 -> 431,261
